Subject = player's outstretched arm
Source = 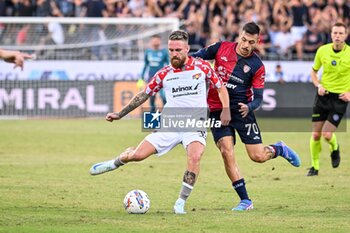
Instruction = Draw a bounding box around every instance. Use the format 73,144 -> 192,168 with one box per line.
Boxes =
216,86 -> 231,126
0,49 -> 33,70
106,91 -> 150,122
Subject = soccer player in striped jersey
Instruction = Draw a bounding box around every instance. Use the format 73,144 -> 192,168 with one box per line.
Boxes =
89,30 -> 231,214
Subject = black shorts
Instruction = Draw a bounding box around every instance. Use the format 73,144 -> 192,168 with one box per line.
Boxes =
312,92 -> 348,127
209,110 -> 262,145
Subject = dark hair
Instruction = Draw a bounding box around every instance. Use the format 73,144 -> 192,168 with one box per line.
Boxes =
168,30 -> 189,43
332,22 -> 347,32
242,22 -> 261,35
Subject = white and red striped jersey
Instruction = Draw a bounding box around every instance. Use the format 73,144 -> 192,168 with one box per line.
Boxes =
145,56 -> 223,109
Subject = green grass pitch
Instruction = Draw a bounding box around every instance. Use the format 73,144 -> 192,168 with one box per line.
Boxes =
0,119 -> 349,233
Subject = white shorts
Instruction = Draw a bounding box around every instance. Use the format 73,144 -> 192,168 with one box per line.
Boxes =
291,26 -> 307,42
145,131 -> 207,156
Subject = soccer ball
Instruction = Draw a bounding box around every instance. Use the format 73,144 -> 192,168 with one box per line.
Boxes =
123,190 -> 150,214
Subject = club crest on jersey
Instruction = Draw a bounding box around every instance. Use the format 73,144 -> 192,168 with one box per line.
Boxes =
192,73 -> 202,80
243,65 -> 251,73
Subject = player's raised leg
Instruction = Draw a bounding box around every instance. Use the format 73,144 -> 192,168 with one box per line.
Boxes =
245,142 -> 301,167
273,141 -> 301,167
89,140 -> 156,175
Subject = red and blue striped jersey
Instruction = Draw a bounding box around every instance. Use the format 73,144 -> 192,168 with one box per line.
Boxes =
193,41 -> 265,111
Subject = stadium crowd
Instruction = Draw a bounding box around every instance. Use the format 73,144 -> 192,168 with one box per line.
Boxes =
0,0 -> 349,60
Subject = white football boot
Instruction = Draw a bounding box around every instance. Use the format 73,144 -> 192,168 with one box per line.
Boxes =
89,159 -> 116,175
173,198 -> 186,214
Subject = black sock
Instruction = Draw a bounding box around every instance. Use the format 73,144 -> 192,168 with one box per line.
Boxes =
232,178 -> 250,201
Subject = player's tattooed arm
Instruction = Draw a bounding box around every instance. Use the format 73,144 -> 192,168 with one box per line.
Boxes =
183,170 -> 196,186
106,92 -> 150,122
118,92 -> 150,118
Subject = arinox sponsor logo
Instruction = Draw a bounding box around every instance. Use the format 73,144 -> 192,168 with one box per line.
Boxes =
172,83 -> 199,93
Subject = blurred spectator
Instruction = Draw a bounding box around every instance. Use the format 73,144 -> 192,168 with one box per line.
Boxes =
273,20 -> 295,59
1,0 -> 349,61
209,14 -> 224,42
272,0 -> 290,26
80,0 -> 108,59
186,23 -> 207,53
95,28 -> 114,60
257,22 -> 274,57
0,1 -> 5,16
0,23 -> 4,38
342,0 -> 350,24
39,2 -> 65,45
333,0 -> 350,24
35,0 -> 52,17
209,0 -> 224,18
224,22 -> 239,42
105,1 -> 116,17
240,8 -> 258,24
302,24 -> 324,56
156,0 -> 182,17
115,0 -> 131,17
320,4 -> 338,32
289,0 -> 311,60
259,0 -> 273,25
238,0 -> 256,23
73,0 -> 84,17
312,0 -> 327,10
271,64 -> 285,84
268,23 -> 279,47
40,20 -> 64,45
128,0 -> 145,17
16,24 -> 30,45
81,0 -> 107,17
55,0 -> 75,17
15,0 -> 35,16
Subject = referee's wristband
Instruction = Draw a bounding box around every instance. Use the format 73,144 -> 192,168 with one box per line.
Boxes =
316,84 -> 322,88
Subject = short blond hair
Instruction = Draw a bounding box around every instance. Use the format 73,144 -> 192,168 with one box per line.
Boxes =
168,30 -> 189,43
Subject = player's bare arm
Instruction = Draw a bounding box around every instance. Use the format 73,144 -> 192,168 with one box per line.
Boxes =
216,86 -> 231,125
106,91 -> 150,122
311,69 -> 328,96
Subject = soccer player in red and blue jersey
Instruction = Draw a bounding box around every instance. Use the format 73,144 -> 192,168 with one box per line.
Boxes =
193,22 -> 301,211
